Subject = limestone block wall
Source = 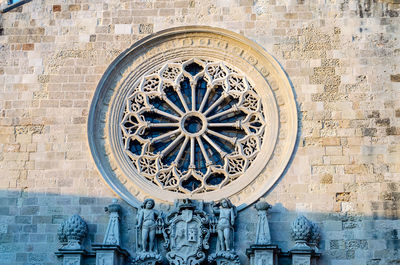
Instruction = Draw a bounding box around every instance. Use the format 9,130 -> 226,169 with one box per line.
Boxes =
0,0 -> 399,264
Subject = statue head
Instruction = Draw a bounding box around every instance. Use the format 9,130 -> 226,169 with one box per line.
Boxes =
142,198 -> 155,209
220,198 -> 232,208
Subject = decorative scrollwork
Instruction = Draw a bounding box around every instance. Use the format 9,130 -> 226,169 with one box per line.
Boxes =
120,58 -> 266,194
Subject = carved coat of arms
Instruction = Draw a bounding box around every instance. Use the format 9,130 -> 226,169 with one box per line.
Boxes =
163,199 -> 210,265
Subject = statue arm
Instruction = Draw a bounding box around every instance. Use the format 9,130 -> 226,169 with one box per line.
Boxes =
230,208 -> 236,226
136,210 -> 143,227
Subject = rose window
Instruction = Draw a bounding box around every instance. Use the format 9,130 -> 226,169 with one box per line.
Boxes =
120,58 -> 266,194
88,27 -> 298,209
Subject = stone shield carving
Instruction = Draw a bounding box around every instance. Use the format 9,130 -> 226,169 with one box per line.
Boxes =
88,26 -> 298,210
163,200 -> 209,265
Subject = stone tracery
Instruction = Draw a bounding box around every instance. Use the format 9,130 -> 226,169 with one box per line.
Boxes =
88,26 -> 298,208
120,58 -> 266,194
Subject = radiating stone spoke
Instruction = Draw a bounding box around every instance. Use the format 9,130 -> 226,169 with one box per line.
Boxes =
202,134 -> 227,158
208,121 -> 240,129
162,96 -> 184,116
160,133 -> 184,158
175,86 -> 190,112
151,129 -> 181,143
206,106 -> 238,121
173,136 -> 189,165
151,108 -> 181,121
149,123 -> 179,128
198,86 -> 211,112
206,129 -> 237,145
196,136 -> 212,166
190,137 -> 195,168
191,81 -> 196,111
203,93 -> 228,116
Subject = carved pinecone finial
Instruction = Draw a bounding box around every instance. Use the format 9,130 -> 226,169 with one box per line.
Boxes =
65,214 -> 88,240
60,214 -> 88,250
57,221 -> 67,245
291,215 -> 311,249
309,221 -> 321,250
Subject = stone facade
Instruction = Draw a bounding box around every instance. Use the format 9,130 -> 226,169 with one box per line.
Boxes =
0,0 -> 400,264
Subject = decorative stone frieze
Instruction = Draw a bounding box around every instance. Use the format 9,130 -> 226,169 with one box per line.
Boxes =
55,200 -> 327,265
88,26 -> 298,210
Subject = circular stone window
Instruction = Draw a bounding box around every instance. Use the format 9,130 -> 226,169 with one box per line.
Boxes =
88,26 -> 298,210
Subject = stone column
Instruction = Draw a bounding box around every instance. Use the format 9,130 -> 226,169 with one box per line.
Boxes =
92,199 -> 129,265
246,201 -> 280,265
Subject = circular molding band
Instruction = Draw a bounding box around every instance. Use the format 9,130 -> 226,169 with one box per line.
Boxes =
88,26 -> 298,210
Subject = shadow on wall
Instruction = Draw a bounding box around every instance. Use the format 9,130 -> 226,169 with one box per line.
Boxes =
0,190 -> 400,265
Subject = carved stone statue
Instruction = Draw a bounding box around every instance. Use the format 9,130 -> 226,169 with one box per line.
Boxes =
211,198 -> 237,252
136,198 -> 159,253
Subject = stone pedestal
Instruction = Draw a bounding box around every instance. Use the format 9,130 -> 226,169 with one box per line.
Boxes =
246,245 -> 279,265
55,249 -> 87,265
290,249 -> 320,265
92,245 -> 129,265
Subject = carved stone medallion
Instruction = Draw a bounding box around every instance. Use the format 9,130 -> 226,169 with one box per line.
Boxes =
88,26 -> 298,210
